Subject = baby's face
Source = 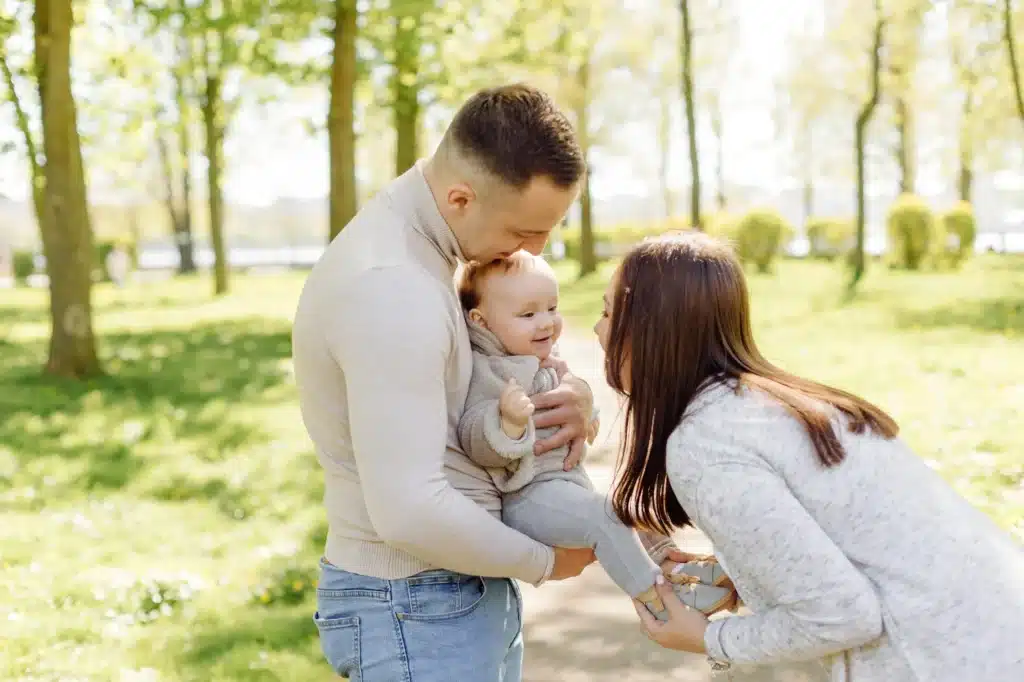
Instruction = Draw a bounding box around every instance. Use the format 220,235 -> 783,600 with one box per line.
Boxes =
473,267 -> 563,359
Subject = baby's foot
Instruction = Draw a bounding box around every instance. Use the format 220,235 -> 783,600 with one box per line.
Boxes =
668,555 -> 732,588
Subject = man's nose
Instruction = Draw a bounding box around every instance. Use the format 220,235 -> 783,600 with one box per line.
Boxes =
523,235 -> 548,256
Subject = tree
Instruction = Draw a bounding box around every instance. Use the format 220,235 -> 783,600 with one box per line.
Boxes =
679,0 -> 701,229
33,0 -> 102,377
0,10 -> 45,235
885,0 -> 928,195
1004,0 -> 1024,127
948,0 -> 1006,202
165,32 -> 198,273
328,0 -> 357,241
850,0 -> 886,291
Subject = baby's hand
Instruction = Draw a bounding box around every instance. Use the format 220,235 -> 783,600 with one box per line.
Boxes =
499,379 -> 534,437
540,355 -> 569,380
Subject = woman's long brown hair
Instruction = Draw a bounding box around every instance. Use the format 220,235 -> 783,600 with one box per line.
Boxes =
606,232 -> 899,536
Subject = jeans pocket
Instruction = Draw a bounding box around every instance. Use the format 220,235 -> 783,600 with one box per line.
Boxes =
402,572 -> 488,622
313,611 -> 360,679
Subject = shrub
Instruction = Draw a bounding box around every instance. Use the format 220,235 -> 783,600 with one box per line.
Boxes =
886,194 -> 935,270
93,239 -> 137,282
937,201 -> 976,268
12,250 -> 35,283
734,209 -> 792,273
805,217 -> 854,260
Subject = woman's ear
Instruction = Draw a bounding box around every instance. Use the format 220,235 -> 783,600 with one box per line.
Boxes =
468,308 -> 487,328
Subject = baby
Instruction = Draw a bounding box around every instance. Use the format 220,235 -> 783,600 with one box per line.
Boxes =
456,251 -> 736,619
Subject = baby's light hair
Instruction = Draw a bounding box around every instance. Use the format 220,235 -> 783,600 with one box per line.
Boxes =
457,251 -> 551,311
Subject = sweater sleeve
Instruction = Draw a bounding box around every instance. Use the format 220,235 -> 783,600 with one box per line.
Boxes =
683,459 -> 883,665
329,266 -> 554,585
458,398 -> 536,469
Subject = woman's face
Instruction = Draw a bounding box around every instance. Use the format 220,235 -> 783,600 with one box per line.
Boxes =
594,270 -> 616,352
594,270 -> 630,391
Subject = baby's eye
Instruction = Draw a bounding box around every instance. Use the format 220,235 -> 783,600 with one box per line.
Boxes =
520,312 -> 535,318
548,306 -> 558,313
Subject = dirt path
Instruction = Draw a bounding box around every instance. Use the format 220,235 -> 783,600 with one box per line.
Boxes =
518,328 -> 828,682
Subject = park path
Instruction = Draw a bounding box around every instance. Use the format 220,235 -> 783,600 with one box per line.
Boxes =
517,327 -> 828,682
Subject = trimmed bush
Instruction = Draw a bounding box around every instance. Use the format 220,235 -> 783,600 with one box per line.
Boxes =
13,250 -> 35,283
734,209 -> 792,273
805,217 -> 854,260
886,194 -> 935,270
93,239 -> 137,282
937,201 -> 976,268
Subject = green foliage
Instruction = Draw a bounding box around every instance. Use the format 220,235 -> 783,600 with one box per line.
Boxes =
937,201 -> 977,269
805,217 -> 855,260
12,250 -> 35,282
734,208 -> 792,273
886,194 -> 935,270
250,560 -> 319,607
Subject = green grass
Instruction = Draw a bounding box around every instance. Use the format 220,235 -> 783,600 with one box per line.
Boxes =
1,256 -> 1022,681
1,275 -> 332,682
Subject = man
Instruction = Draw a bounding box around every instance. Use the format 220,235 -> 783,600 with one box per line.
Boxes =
293,84 -> 600,681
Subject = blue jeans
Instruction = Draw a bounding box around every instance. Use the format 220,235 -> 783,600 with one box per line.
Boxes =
314,558 -> 524,681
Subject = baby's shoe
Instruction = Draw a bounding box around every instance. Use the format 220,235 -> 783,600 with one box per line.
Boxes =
668,554 -> 732,588
671,575 -> 737,615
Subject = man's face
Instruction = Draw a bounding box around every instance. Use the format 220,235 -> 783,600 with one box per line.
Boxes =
456,175 -> 578,263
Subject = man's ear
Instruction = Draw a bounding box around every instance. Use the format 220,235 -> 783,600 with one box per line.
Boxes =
447,182 -> 475,212
468,308 -> 487,327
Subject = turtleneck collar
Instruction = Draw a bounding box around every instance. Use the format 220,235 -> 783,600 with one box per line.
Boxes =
467,320 -> 510,356
388,159 -> 466,271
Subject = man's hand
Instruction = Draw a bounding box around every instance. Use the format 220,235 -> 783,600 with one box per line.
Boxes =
531,374 -> 595,470
549,546 -> 597,581
498,379 -> 534,438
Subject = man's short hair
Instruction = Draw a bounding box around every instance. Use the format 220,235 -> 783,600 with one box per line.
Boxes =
444,84 -> 585,190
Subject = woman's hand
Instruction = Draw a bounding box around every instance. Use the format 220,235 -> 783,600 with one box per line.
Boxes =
633,576 -> 711,653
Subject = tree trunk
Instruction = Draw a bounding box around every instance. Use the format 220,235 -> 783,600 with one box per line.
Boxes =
392,4 -> 421,177
658,93 -> 673,219
203,68 -> 228,296
710,93 -> 725,211
1004,0 -> 1024,127
328,0 -> 358,241
895,94 -> 916,194
173,40 -> 196,273
851,2 -> 885,292
156,132 -> 184,264
34,0 -> 101,378
958,88 -> 974,203
680,0 -> 701,229
576,58 -> 597,278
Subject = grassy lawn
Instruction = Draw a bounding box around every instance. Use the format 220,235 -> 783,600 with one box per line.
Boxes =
1,255 -> 1022,681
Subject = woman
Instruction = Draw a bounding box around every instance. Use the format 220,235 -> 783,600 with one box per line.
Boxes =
593,232 -> 1024,681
